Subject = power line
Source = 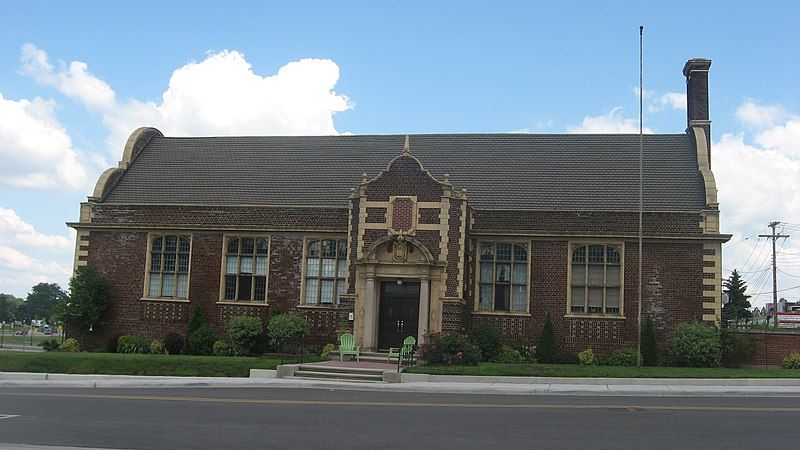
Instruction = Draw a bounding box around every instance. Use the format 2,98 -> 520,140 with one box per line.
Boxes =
758,221 -> 790,326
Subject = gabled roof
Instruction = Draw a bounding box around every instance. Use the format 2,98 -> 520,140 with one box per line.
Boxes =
102,133 -> 707,211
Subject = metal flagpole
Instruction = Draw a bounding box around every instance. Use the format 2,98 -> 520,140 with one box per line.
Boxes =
637,25 -> 644,367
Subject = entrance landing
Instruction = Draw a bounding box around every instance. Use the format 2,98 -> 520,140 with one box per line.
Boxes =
315,360 -> 395,371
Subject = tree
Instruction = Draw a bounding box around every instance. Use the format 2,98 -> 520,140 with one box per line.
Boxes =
536,312 -> 557,363
641,315 -> 659,366
722,270 -> 753,325
0,293 -> 23,322
55,266 -> 112,333
18,283 -> 66,323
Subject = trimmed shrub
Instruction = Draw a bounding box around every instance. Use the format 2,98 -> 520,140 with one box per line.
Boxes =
669,322 -> 722,368
59,338 -> 80,352
420,331 -> 481,366
720,328 -> 759,368
212,340 -> 230,357
164,332 -> 184,355
186,304 -> 206,336
536,313 -> 557,364
609,348 -> 638,366
187,324 -> 216,356
321,343 -> 336,360
468,322 -> 502,362
39,339 -> 60,352
228,316 -> 264,356
117,335 -> 150,354
641,316 -> 659,366
496,345 -> 526,364
267,314 -> 310,348
578,348 -> 595,365
149,340 -> 165,355
783,352 -> 800,369
510,340 -> 537,363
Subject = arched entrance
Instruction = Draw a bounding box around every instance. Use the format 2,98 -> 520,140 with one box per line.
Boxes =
353,236 -> 445,350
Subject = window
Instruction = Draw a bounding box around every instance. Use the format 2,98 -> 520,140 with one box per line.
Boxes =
569,244 -> 622,316
147,235 -> 190,299
223,237 -> 269,302
478,243 -> 528,312
304,239 -> 347,305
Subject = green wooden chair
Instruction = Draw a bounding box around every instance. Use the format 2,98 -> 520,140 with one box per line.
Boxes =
338,333 -> 360,362
387,336 -> 416,365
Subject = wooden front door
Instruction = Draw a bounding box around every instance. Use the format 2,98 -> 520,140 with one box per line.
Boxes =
378,281 -> 420,350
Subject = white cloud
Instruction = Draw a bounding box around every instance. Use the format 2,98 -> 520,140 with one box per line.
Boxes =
715,109 -> 800,306
0,207 -> 74,251
0,92 -> 90,190
657,92 -> 686,111
21,45 -> 353,159
735,99 -> 791,129
0,207 -> 73,297
20,43 -> 116,110
754,117 -> 800,157
567,107 -> 654,134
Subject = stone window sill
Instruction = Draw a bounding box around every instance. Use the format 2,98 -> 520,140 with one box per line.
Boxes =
472,310 -> 531,317
298,303 -> 340,309
564,314 -> 627,320
140,297 -> 190,303
216,301 -> 268,306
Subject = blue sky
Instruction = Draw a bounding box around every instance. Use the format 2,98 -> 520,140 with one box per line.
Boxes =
1,1 -> 799,306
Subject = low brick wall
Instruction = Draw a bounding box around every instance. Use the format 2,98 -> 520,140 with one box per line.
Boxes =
738,330 -> 800,367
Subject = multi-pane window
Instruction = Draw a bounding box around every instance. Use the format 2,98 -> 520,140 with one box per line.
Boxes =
147,235 -> 190,299
304,239 -> 347,305
478,243 -> 528,312
223,237 -> 269,301
570,244 -> 622,315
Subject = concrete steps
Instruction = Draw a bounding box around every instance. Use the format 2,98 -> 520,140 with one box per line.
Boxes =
291,363 -> 385,382
330,351 -> 396,364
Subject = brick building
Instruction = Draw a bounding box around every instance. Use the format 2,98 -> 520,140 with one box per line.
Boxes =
69,58 -> 730,357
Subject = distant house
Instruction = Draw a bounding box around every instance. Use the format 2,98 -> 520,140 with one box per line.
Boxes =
69,59 -> 729,356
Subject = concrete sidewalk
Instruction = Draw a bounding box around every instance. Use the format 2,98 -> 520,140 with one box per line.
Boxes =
2,371 -> 800,396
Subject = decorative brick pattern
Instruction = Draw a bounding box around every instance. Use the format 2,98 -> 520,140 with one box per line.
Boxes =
364,156 -> 443,202
474,210 -> 704,235
91,204 -> 349,230
445,199 -> 462,297
391,198 -> 414,231
365,207 -> 386,223
418,208 -> 440,224
442,300 -> 465,333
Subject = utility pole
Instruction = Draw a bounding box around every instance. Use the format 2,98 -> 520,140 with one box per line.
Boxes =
759,221 -> 789,327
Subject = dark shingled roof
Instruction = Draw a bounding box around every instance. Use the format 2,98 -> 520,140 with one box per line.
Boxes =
103,134 -> 708,211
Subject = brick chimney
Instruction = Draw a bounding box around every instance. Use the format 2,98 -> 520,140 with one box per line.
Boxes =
683,58 -> 712,151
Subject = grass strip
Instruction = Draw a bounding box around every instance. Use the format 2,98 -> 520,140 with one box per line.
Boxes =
405,362 -> 800,378
0,351 -> 320,377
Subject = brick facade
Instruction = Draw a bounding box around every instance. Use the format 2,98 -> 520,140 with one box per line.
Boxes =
72,133 -> 728,356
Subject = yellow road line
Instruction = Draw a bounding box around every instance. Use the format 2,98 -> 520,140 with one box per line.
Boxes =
1,392 -> 799,413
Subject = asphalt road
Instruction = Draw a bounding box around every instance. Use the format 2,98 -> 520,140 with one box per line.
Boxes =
1,387 -> 798,449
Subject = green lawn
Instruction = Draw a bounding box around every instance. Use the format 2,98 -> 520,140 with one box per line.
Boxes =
0,335 -> 52,346
406,362 -> 800,378
0,351 -> 320,377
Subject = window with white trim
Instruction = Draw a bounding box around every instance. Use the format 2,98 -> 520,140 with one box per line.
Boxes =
147,235 -> 190,299
478,243 -> 528,312
304,239 -> 347,305
569,244 -> 622,315
222,237 -> 269,302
